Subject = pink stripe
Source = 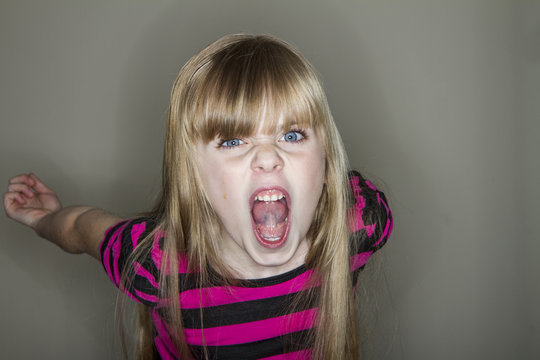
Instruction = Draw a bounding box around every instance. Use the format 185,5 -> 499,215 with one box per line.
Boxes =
375,218 -> 390,247
178,254 -> 189,273
101,222 -> 125,283
355,195 -> 366,210
349,207 -> 376,236
131,222 -> 146,248
349,175 -> 360,188
133,288 -> 159,303
154,336 -> 175,360
350,251 -> 373,271
349,176 -> 366,209
365,179 -> 377,191
101,236 -> 112,280
111,239 -> 122,285
365,223 -> 376,237
260,349 -> 312,360
150,231 -> 190,275
349,175 -> 375,236
122,288 -> 141,303
151,231 -> 165,271
184,308 -> 317,346
373,193 -> 393,247
180,269 -> 316,309
111,221 -> 131,286
375,216 -> 392,247
100,222 -> 118,263
134,261 -> 159,288
152,310 -> 179,358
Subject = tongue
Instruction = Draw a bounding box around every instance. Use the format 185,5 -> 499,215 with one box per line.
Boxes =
252,200 -> 287,239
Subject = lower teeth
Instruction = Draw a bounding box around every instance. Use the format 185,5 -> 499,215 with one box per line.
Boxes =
257,217 -> 287,242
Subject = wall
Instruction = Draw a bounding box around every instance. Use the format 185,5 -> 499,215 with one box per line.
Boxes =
0,1 -> 536,359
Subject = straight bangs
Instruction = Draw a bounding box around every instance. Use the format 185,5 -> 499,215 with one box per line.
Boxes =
187,36 -> 326,142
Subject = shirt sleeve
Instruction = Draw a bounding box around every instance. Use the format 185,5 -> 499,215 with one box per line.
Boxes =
99,217 -> 161,307
348,170 -> 393,272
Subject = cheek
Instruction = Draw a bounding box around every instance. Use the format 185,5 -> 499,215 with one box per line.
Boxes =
219,179 -> 230,201
199,162 -> 241,214
202,175 -> 227,206
306,152 -> 326,185
296,155 -> 325,206
196,155 -> 223,206
306,155 -> 326,209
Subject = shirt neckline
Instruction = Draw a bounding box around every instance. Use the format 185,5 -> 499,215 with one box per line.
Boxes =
239,264 -> 308,287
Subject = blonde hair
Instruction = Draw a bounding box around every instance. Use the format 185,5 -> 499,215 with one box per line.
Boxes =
128,34 -> 357,359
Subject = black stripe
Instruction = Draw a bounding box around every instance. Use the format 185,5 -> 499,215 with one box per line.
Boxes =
100,220 -> 125,258
101,220 -> 127,276
182,288 -> 319,328
178,264 -> 308,294
239,265 -> 307,287
127,274 -> 159,306
189,329 -> 313,360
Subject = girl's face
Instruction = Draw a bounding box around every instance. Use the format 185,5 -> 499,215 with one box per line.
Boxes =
196,119 -> 326,279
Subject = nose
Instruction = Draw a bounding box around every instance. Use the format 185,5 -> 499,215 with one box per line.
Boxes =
251,144 -> 284,173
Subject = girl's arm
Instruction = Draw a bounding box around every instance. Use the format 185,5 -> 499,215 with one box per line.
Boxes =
3,173 -> 123,260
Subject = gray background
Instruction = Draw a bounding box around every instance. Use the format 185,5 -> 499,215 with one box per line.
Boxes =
1,0 -> 538,359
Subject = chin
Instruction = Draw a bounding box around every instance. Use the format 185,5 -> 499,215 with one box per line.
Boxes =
251,234 -> 305,267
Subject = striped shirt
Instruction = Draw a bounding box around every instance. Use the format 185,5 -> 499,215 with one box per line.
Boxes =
100,171 -> 393,359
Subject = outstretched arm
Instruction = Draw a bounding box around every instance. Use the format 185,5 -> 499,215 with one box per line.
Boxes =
4,173 -> 123,260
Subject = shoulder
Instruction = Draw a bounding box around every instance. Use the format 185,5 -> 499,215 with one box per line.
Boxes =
348,170 -> 393,254
100,217 -> 163,306
100,217 -> 158,259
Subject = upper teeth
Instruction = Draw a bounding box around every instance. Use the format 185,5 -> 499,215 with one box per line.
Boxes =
256,192 -> 284,202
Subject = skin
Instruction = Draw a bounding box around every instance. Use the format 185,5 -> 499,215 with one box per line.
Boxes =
4,124 -> 326,279
196,124 -> 326,279
3,173 -> 122,260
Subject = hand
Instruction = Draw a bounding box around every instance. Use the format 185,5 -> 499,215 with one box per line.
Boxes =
4,173 -> 62,229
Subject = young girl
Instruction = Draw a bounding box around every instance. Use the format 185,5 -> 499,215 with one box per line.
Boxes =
4,34 -> 392,359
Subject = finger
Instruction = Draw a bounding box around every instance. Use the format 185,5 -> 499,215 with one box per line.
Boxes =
6,190 -> 27,204
7,183 -> 35,198
8,174 -> 34,187
3,191 -> 26,212
3,192 -> 34,225
14,192 -> 26,204
29,173 -> 54,194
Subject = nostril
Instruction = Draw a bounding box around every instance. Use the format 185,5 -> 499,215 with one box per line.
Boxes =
251,145 -> 284,172
254,163 -> 282,172
254,162 -> 281,172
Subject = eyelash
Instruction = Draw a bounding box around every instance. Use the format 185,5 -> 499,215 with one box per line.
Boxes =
217,129 -> 308,149
280,129 -> 307,143
218,138 -> 245,149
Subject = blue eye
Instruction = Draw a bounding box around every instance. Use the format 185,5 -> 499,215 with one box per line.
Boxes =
281,130 -> 305,142
220,138 -> 245,148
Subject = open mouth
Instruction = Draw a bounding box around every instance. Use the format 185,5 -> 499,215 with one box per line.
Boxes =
250,187 -> 290,249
